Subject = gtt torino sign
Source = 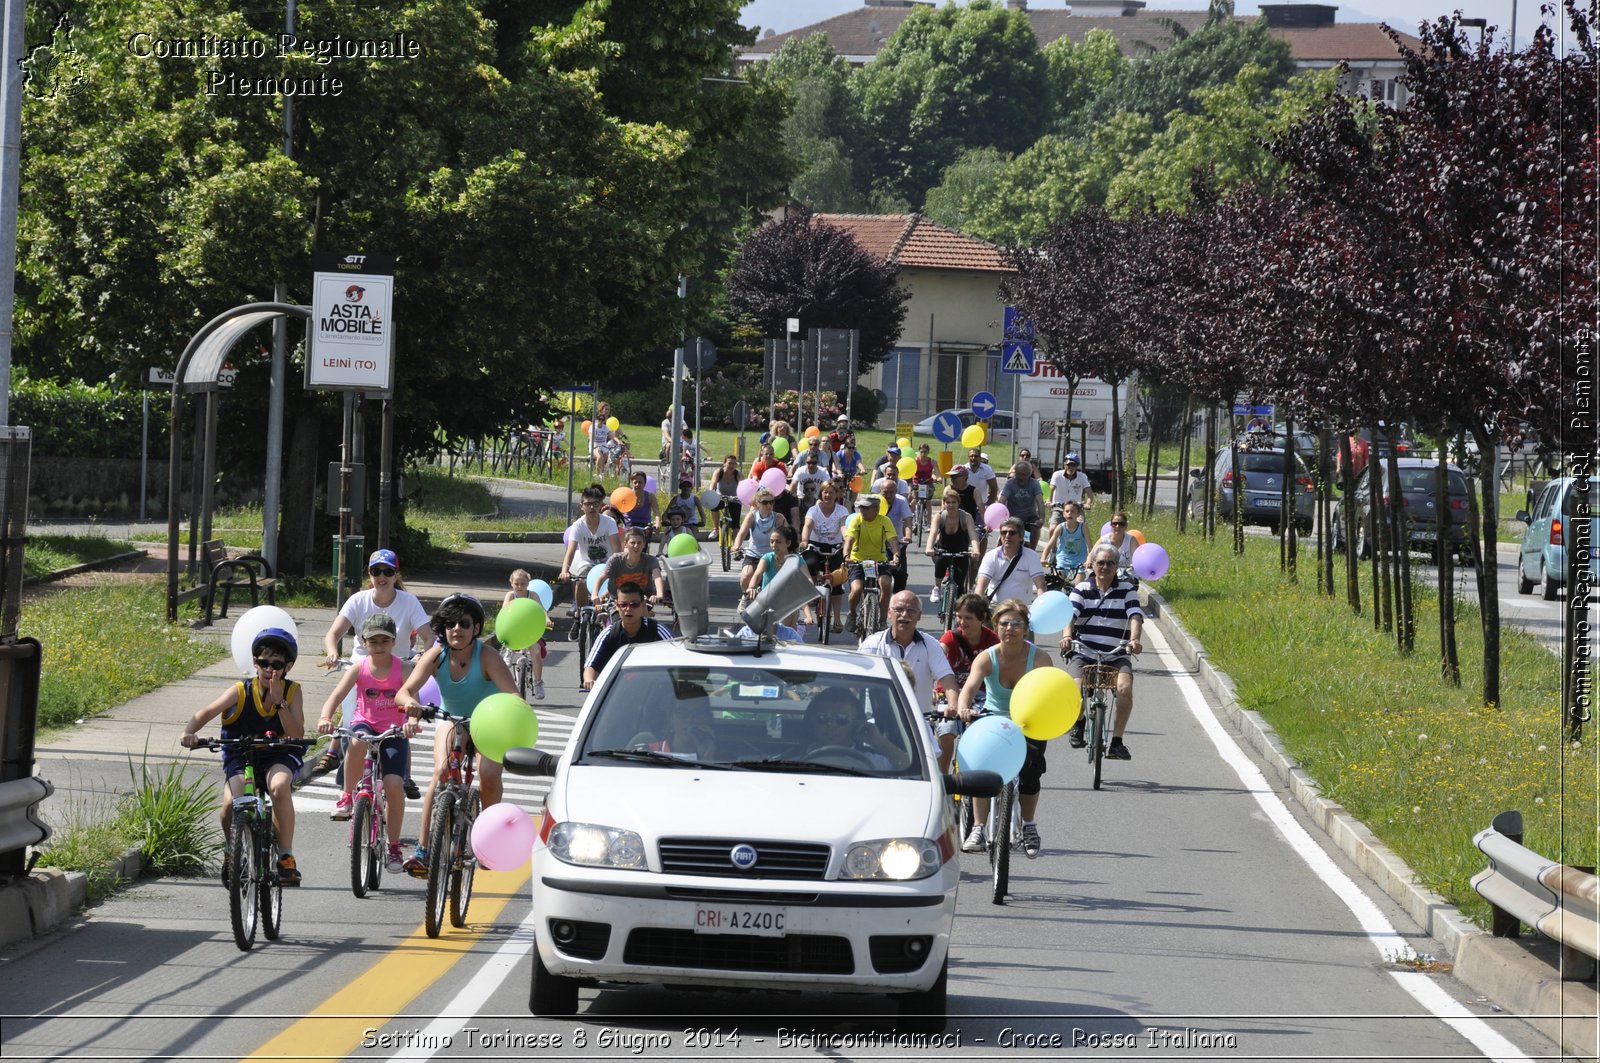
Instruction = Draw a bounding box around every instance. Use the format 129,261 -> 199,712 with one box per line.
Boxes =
307,251 -> 395,393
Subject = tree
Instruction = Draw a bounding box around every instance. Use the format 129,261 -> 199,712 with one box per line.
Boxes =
725,207 -> 911,369
748,34 -> 869,211
853,0 -> 1048,209
1042,28 -> 1128,131
923,147 -> 1010,232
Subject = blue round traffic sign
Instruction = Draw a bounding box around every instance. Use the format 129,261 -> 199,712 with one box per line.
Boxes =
970,391 -> 998,419
932,411 -> 962,444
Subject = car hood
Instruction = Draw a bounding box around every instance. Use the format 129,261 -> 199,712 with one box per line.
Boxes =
552,765 -> 939,842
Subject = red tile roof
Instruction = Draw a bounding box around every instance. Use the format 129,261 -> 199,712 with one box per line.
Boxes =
817,213 -> 1011,274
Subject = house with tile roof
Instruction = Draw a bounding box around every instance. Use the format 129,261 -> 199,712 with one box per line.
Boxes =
742,1 -> 1418,107
814,212 -> 1015,427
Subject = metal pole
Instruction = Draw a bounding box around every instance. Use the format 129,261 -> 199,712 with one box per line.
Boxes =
670,276 -> 687,490
336,391 -> 353,610
693,337 -> 704,485
0,0 -> 26,426
377,398 -> 392,546
847,329 -> 858,429
564,393 -> 576,527
140,389 -> 149,521
262,0 -> 297,572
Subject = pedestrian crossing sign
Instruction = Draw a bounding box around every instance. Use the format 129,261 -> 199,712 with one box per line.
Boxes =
1001,340 -> 1035,375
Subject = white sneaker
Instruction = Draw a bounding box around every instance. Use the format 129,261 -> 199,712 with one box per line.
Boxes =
930,586 -> 941,605
532,679 -> 546,700
961,823 -> 986,853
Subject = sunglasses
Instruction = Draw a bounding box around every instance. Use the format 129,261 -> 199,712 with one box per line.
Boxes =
814,712 -> 853,726
999,530 -> 1020,537
369,566 -> 396,577
1094,560 -> 1118,567
443,618 -> 476,630
1111,521 -> 1127,527
996,619 -> 1027,629
254,658 -> 288,670
615,600 -> 643,609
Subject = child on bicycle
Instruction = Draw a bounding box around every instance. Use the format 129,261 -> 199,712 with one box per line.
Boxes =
662,475 -> 705,541
316,613 -> 419,873
181,627 -> 306,886
500,568 -> 548,700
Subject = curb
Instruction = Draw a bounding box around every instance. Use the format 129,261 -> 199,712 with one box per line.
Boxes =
23,549 -> 150,587
1143,589 -> 1597,1058
0,846 -> 148,949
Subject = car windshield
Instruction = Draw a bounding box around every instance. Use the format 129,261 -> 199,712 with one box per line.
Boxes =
1396,468 -> 1470,494
1235,452 -> 1307,475
578,665 -> 926,779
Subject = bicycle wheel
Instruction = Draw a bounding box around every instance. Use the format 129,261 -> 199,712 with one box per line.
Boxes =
350,793 -> 374,898
1090,696 -> 1106,791
574,617 -> 592,684
720,522 -> 732,572
818,591 -> 832,645
513,653 -> 532,703
450,788 -> 481,928
940,576 -> 958,631
989,780 -> 1014,905
259,829 -> 283,941
424,792 -> 456,938
227,817 -> 257,951
367,789 -> 385,892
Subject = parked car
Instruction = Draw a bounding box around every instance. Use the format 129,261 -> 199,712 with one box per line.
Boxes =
911,407 -> 1014,444
1188,447 -> 1315,532
1516,475 -> 1599,599
502,634 -> 998,1024
1335,423 -> 1418,479
1330,458 -> 1477,565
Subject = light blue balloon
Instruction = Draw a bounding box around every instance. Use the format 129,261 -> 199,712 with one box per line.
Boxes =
1030,590 -> 1074,635
530,579 -> 554,610
586,565 -> 607,595
956,715 -> 1027,781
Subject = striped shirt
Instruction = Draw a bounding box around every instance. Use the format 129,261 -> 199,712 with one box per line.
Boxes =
1068,578 -> 1144,658
585,618 -> 673,679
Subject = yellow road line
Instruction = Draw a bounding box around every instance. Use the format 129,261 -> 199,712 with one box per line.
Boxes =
243,866 -> 530,1062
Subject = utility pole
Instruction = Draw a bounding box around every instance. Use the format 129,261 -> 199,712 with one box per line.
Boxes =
262,0 -> 296,571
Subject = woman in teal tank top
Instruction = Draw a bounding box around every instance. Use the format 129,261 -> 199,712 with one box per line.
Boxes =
397,593 -> 524,874
955,598 -> 1055,859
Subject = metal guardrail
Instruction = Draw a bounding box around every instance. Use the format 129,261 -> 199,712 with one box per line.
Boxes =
0,776 -> 53,860
1472,810 -> 1599,981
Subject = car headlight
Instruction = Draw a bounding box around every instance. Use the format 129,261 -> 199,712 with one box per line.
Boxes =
547,822 -> 647,869
840,838 -> 943,881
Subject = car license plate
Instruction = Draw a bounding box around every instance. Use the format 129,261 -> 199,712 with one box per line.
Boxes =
1415,530 -> 1436,541
694,904 -> 787,937
1256,497 -> 1280,508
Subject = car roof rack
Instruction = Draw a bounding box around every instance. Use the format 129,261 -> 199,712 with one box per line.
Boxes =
683,633 -> 770,656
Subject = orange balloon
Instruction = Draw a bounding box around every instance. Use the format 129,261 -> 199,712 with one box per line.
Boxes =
581,419 -> 593,434
804,425 -> 821,439
1129,529 -> 1147,547
850,474 -> 863,492
610,486 -> 637,513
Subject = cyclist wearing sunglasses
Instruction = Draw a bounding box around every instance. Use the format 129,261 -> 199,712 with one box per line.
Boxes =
582,582 -> 674,691
397,593 -> 522,873
1062,543 -> 1145,760
1098,511 -> 1137,567
181,627 -> 307,885
974,517 -> 1046,604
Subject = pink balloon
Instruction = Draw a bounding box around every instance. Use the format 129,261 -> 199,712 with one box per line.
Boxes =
471,802 -> 537,871
643,475 -> 658,495
760,467 -> 787,495
1132,541 -> 1170,580
984,502 -> 1010,530
418,676 -> 441,708
735,478 -> 760,506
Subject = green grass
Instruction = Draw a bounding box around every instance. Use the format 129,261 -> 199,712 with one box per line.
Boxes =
1150,511 -> 1594,928
24,535 -> 137,581
25,582 -> 226,733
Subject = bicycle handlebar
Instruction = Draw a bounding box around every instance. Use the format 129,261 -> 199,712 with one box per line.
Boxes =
334,724 -> 407,743
1066,640 -> 1132,662
192,733 -> 305,753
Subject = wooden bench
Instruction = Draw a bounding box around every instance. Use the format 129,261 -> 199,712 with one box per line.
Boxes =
200,538 -> 278,626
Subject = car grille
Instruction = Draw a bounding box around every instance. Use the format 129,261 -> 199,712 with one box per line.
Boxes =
624,928 -> 854,974
659,838 -> 831,880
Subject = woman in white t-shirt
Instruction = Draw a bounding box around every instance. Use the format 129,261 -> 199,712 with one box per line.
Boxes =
800,480 -> 849,633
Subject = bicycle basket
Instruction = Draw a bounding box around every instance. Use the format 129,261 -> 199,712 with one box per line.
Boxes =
1081,664 -> 1121,692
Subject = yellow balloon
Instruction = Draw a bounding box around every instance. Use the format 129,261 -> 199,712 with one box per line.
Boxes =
896,437 -> 910,449
566,393 -> 584,413
896,456 -> 917,479
1010,668 -> 1081,740
605,416 -> 620,432
960,424 -> 986,448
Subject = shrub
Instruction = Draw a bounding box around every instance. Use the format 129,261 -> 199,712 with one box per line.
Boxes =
11,375 -> 161,459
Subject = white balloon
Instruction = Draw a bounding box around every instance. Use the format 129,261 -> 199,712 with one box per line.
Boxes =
231,605 -> 300,675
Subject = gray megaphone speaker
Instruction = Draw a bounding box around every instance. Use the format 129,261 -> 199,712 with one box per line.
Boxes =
739,555 -> 820,639
662,549 -> 711,640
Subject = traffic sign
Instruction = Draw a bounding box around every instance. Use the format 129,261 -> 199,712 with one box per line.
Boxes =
1003,305 -> 1034,343
1001,341 -> 1035,375
1233,403 -> 1273,418
971,391 -> 997,419
931,411 -> 963,444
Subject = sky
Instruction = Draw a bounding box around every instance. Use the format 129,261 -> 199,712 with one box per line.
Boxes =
739,0 -> 1548,51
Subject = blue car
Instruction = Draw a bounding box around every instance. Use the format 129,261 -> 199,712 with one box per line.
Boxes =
1516,475 -> 1598,600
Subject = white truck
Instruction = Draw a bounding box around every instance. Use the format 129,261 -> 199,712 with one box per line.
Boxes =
1004,362 -> 1139,492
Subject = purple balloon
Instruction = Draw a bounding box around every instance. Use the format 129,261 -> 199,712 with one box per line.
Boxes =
643,475 -> 657,495
736,477 -> 761,506
1100,521 -> 1113,539
760,467 -> 788,495
984,502 -> 1010,530
1132,541 -> 1170,580
562,526 -> 571,545
418,675 -> 442,707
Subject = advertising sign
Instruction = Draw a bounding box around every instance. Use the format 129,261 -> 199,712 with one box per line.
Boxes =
307,252 -> 396,393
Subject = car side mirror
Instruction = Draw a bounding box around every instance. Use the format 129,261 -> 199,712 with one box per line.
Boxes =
503,747 -> 559,777
944,769 -> 1001,798
1515,510 -> 1531,524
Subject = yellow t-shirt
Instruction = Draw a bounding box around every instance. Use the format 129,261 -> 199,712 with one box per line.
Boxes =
845,513 -> 894,563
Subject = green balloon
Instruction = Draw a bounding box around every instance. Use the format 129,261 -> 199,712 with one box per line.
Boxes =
496,597 -> 547,650
471,693 -> 540,762
771,436 -> 790,459
667,532 -> 699,557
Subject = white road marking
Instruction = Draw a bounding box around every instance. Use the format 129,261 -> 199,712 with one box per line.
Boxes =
1143,623 -> 1531,1063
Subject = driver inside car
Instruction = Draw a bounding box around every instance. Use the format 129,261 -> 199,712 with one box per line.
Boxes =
803,688 -> 909,771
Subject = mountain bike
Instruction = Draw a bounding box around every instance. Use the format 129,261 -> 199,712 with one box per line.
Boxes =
807,544 -> 843,644
988,769 -> 1019,904
416,707 -> 480,937
1069,640 -> 1131,791
336,724 -> 405,898
932,550 -> 968,631
717,496 -> 739,571
198,734 -> 301,951
854,559 -> 886,638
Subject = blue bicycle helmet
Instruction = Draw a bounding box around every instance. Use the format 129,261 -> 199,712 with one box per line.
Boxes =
251,627 -> 298,662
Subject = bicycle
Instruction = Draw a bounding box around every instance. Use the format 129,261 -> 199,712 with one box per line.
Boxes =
806,544 -> 844,645
931,549 -> 968,631
335,724 -> 406,898
940,709 -> 1020,904
501,642 -> 535,703
717,495 -> 739,571
912,482 -> 934,539
853,558 -> 887,638
196,734 -> 301,951
569,602 -> 599,685
1069,640 -> 1131,791
415,706 -> 481,937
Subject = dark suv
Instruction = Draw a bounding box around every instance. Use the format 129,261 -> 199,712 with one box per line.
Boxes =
1189,447 -> 1315,532
1330,458 -> 1476,564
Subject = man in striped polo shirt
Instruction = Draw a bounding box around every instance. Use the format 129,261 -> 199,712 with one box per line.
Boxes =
1060,543 -> 1145,760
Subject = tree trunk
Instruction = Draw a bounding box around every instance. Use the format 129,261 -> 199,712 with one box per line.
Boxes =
1339,432 -> 1360,612
1385,442 -> 1414,653
1368,429 -> 1389,633
1281,417 -> 1297,581
1229,427 -> 1244,556
1435,454 -> 1460,685
1143,415 -> 1161,521
278,407 -> 322,579
1176,394 -> 1194,535
1470,425 -> 1501,707
1203,404 -> 1219,540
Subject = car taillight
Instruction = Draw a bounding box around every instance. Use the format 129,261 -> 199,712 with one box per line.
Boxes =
1396,442 -> 1410,453
1221,472 -> 1234,488
1552,517 -> 1563,546
1449,498 -> 1466,510
1297,475 -> 1313,491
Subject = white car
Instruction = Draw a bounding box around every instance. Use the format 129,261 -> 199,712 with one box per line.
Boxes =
910,408 -> 1015,444
504,636 -> 999,1028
